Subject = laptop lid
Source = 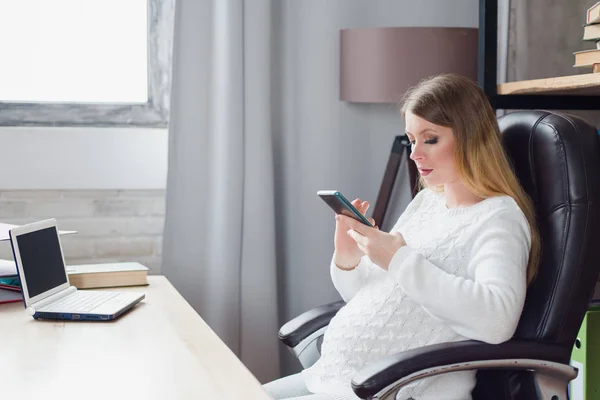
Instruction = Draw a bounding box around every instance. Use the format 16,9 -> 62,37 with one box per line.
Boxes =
9,219 -> 70,307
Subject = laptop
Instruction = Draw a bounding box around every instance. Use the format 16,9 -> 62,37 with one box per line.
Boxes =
9,219 -> 145,321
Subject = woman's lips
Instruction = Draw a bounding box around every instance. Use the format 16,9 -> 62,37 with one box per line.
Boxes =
419,168 -> 433,176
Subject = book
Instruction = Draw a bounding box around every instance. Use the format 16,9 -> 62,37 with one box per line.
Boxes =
66,262 -> 149,289
574,48 -> 600,67
0,222 -> 75,242
0,288 -> 22,304
583,23 -> 600,41
0,259 -> 17,278
588,2 -> 600,24
0,276 -> 20,292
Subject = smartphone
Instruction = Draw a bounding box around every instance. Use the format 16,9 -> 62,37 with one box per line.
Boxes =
317,190 -> 374,227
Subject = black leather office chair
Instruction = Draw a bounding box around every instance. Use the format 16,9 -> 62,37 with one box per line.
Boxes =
278,110 -> 600,400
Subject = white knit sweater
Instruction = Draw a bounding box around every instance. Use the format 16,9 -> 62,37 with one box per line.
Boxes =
302,188 -> 531,400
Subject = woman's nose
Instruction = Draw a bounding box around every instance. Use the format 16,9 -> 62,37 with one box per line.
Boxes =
409,145 -> 423,161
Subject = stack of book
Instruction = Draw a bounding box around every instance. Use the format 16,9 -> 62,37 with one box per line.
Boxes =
0,260 -> 22,305
574,2 -> 600,72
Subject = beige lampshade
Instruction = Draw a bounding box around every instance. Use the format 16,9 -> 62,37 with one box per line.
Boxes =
340,27 -> 478,103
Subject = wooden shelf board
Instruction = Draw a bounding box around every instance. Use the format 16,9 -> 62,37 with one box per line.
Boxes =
497,73 -> 600,95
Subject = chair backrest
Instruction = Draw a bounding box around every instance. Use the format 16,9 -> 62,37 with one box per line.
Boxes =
372,136 -> 416,232
476,110 -> 600,399
501,111 -> 600,346
373,110 -> 600,399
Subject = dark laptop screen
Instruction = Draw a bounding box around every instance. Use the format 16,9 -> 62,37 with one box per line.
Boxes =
16,227 -> 68,298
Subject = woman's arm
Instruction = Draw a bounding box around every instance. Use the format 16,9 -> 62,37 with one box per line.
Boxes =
388,211 -> 530,344
330,256 -> 371,302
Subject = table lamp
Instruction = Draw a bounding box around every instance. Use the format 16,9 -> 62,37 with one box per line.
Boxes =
340,27 -> 478,103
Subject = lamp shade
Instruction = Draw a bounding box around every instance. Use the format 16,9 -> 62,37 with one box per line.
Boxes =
340,27 -> 478,103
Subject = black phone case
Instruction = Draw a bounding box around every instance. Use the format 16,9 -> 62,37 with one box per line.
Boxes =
318,192 -> 373,227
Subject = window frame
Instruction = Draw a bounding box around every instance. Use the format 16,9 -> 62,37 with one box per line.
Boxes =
0,0 -> 174,128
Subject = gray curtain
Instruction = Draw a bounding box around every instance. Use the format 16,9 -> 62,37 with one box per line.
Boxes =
162,0 -> 280,383
163,0 -> 478,380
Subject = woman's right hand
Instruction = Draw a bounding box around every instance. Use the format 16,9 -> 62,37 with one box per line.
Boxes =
333,199 -> 373,269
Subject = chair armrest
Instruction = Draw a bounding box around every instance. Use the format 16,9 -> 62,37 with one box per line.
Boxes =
278,300 -> 345,348
351,340 -> 572,399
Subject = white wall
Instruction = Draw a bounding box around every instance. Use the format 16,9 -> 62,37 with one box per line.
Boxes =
0,127 -> 168,189
0,127 -> 168,272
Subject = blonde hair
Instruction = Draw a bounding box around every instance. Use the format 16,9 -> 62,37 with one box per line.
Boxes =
400,74 -> 540,284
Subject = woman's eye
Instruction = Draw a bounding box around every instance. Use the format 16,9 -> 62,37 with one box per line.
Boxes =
405,138 -> 437,147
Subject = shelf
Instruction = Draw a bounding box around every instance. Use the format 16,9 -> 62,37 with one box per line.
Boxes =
497,73 -> 600,96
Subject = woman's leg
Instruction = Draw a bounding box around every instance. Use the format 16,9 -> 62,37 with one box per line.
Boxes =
263,373 -> 311,399
263,373 -> 333,400
263,373 -> 332,400
277,395 -> 333,400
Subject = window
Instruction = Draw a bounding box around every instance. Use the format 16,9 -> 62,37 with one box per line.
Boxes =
0,0 -> 174,127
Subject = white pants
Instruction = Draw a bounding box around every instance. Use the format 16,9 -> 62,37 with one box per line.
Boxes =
263,373 -> 334,400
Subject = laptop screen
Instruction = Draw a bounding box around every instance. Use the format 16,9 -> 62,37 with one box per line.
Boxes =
16,226 -> 68,298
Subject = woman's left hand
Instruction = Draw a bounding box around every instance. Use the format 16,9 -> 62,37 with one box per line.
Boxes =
337,214 -> 406,270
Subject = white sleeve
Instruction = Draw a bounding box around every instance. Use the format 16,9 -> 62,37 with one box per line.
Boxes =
330,255 -> 372,303
387,211 -> 530,344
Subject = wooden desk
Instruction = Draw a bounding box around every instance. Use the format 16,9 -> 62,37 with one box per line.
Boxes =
0,276 -> 271,400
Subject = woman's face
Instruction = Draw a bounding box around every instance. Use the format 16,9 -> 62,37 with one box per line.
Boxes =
405,111 -> 460,187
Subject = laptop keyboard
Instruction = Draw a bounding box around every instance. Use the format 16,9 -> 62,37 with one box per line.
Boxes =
41,291 -> 120,313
